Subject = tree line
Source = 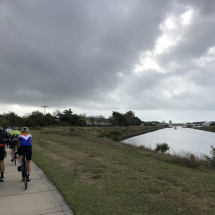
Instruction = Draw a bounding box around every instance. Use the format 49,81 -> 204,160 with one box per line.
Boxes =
0,109 -> 143,127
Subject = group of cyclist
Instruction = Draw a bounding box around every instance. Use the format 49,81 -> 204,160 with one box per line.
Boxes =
0,126 -> 32,182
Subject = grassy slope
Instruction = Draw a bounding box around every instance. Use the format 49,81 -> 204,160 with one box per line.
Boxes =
41,125 -> 162,141
31,130 -> 215,215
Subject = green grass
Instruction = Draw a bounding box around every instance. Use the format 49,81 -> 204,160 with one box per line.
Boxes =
40,125 -> 161,141
31,130 -> 215,215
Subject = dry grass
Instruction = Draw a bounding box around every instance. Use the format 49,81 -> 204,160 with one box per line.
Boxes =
40,125 -> 161,141
31,130 -> 215,215
40,126 -> 214,169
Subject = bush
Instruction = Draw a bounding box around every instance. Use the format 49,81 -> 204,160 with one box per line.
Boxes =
110,131 -> 121,136
204,145 -> 215,168
99,130 -> 121,141
155,143 -> 170,153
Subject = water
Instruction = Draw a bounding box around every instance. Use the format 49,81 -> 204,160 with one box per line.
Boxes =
122,127 -> 215,157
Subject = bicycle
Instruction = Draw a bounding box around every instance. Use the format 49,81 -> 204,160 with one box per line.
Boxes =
5,138 -> 9,148
11,142 -> 18,166
13,149 -> 18,166
21,152 -> 28,190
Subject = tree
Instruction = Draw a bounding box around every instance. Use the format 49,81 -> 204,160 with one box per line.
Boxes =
110,111 -> 142,126
43,113 -> 54,126
63,109 -> 73,115
53,109 -> 85,126
108,116 -> 116,125
112,111 -> 125,125
96,115 -> 106,124
88,116 -> 96,125
3,111 -> 21,125
0,115 -> 10,126
25,111 -> 44,127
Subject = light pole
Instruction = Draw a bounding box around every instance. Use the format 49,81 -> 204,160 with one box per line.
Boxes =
42,106 -> 48,115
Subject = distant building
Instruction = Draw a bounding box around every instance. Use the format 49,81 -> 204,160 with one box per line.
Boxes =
202,121 -> 215,126
169,120 -> 172,128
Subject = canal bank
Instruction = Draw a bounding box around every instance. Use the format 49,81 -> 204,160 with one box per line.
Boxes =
28,130 -> 215,214
123,126 -> 215,156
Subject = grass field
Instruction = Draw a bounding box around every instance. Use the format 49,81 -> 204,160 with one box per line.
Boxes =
40,125 -> 162,141
31,130 -> 215,215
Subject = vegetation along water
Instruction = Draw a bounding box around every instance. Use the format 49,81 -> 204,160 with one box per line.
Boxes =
31,126 -> 215,215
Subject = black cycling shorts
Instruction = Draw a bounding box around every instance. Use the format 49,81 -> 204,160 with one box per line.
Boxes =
0,146 -> 4,161
18,146 -> 32,161
10,141 -> 17,150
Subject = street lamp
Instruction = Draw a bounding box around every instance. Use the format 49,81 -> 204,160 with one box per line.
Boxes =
42,106 -> 48,115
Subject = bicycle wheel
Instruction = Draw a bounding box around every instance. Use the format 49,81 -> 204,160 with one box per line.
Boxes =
24,164 -> 28,190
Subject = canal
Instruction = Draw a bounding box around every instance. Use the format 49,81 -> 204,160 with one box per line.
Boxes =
122,126 -> 215,156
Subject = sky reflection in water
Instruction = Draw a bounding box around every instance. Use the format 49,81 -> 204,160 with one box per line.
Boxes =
123,127 -> 215,157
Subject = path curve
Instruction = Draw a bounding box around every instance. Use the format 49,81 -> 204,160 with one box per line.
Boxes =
0,148 -> 74,215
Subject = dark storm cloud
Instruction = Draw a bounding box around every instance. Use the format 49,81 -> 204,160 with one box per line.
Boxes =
0,0 -> 173,108
0,0 -> 215,115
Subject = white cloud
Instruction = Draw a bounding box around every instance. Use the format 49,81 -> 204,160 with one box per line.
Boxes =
133,51 -> 164,74
180,9 -> 194,24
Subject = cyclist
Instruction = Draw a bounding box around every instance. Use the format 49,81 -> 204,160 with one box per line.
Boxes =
17,127 -> 32,181
9,126 -> 20,162
7,126 -> 13,143
4,126 -> 10,147
0,128 -> 5,182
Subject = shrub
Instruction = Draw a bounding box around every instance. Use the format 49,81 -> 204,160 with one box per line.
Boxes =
70,127 -> 76,132
204,145 -> 215,168
99,130 -> 121,141
155,143 -> 170,153
110,131 -> 121,136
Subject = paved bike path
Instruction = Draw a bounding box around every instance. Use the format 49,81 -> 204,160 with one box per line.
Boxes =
0,148 -> 74,215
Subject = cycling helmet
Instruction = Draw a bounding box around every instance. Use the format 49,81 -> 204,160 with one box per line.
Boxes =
12,126 -> 18,130
21,127 -> 29,132
7,126 -> 10,128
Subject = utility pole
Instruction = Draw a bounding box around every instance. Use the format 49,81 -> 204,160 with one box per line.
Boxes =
42,106 -> 48,115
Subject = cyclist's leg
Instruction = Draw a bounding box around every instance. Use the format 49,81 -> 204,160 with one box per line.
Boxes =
0,151 -> 5,181
17,147 -> 23,172
26,160 -> 31,174
5,136 -> 8,148
26,147 -> 32,181
11,143 -> 14,161
0,160 -> 5,173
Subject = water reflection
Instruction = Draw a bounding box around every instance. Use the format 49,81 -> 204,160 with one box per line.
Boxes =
122,126 -> 215,156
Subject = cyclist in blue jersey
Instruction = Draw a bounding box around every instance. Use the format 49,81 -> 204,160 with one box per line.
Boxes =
17,127 -> 32,182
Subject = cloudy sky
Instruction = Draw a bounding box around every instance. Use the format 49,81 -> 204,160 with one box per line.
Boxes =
1,0 -> 215,123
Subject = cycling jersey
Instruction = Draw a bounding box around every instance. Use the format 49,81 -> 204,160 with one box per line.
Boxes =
0,133 -> 5,147
5,128 -> 10,134
10,130 -> 20,140
7,129 -> 12,134
18,133 -> 32,147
